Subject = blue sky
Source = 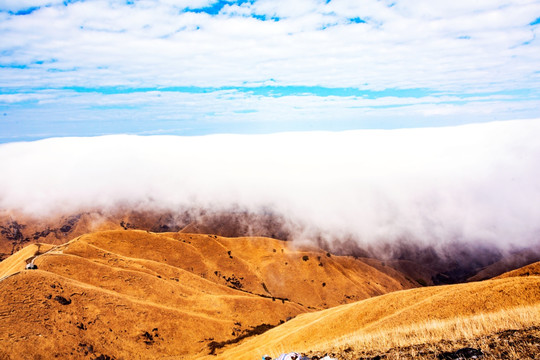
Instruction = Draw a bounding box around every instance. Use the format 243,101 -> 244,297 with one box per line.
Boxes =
1,0 -> 540,142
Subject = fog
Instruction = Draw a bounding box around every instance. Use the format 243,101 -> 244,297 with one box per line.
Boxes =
1,119 -> 540,255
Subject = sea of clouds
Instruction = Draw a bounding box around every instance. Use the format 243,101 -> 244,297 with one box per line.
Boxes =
1,119 -> 540,252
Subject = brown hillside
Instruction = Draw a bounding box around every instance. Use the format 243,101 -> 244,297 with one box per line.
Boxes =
4,209 -> 537,286
0,209 -> 288,261
0,209 -> 198,260
363,258 -> 438,287
0,230 -> 415,359
469,250 -> 540,281
0,210 -> 118,260
0,243 -> 54,279
495,261 -> 540,279
211,275 -> 540,360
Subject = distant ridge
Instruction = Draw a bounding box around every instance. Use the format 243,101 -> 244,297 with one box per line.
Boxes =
495,260 -> 540,279
3,209 -> 539,286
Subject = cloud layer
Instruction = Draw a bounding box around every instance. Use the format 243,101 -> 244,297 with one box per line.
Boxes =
1,119 -> 540,252
1,0 -> 538,90
1,0 -> 540,140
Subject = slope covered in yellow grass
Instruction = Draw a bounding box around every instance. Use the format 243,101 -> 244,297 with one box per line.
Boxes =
0,242 -> 53,279
212,274 -> 540,360
0,230 -> 415,359
495,260 -> 540,279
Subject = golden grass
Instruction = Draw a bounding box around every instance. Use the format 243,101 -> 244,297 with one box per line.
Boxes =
308,304 -> 540,356
2,231 -> 539,360
0,230 -> 418,359
0,243 -> 54,279
495,261 -> 540,279
209,275 -> 540,360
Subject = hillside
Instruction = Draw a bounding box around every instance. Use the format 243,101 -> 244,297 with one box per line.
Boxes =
0,230 -> 415,359
0,243 -> 54,280
211,270 -> 540,360
0,209 -> 291,261
0,209 -> 184,260
468,250 -> 540,281
3,209 -> 539,286
495,260 -> 540,279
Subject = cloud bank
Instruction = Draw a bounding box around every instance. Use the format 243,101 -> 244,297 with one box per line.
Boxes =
1,119 -> 540,253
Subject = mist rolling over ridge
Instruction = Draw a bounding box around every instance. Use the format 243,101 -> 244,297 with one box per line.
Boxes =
1,119 -> 539,262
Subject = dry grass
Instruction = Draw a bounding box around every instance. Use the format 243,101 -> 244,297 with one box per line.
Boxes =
2,231 -> 539,360
0,243 -> 54,279
308,304 -> 540,356
0,230 -> 415,360
209,275 -> 540,360
306,326 -> 540,360
495,261 -> 540,279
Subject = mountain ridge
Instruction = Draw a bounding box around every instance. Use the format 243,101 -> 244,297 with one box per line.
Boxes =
0,229 -> 417,359
3,209 -> 539,287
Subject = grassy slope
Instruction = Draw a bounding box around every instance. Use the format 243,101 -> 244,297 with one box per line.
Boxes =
211,270 -> 540,360
0,230 -> 415,359
495,260 -> 540,279
0,242 -> 54,279
468,250 -> 540,281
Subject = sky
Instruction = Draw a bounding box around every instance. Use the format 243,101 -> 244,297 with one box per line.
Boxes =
1,0 -> 540,142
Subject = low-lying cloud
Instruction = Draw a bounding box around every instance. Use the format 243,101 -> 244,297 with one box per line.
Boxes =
1,119 -> 540,253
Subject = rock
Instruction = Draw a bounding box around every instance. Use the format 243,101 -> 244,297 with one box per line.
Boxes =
438,347 -> 483,359
53,296 -> 72,305
140,331 -> 154,345
93,355 -> 114,360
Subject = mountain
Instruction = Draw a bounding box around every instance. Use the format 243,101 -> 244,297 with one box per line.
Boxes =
3,209 -> 540,287
0,209 -> 290,261
467,247 -> 540,281
0,230 -> 415,360
211,262 -> 540,360
494,260 -> 540,279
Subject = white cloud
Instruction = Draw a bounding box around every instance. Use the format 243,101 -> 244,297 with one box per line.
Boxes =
0,91 -> 57,103
157,0 -> 216,10
2,88 -> 538,143
250,0 -> 326,19
0,0 -> 64,12
0,0 -> 539,141
1,0 -> 539,91
1,119 -> 540,252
